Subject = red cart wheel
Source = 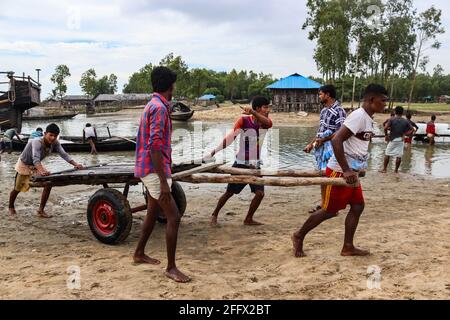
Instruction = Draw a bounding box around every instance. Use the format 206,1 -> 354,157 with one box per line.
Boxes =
87,188 -> 132,245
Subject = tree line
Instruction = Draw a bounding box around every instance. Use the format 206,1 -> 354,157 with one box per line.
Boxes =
302,0 -> 446,107
49,53 -> 275,102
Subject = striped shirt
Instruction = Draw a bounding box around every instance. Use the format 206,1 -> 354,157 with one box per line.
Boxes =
317,100 -> 346,137
134,93 -> 172,178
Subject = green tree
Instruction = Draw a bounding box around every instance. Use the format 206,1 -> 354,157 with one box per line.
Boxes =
123,63 -> 153,93
80,69 -> 118,96
159,53 -> 190,97
50,64 -> 71,100
408,6 -> 445,107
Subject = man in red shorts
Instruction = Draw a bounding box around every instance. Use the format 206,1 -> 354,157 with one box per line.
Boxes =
292,84 -> 388,257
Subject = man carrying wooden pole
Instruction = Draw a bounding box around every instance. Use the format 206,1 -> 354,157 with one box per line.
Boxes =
292,84 -> 388,258
205,96 -> 273,226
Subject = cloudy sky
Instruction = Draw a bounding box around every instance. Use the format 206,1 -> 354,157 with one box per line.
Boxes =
0,0 -> 449,96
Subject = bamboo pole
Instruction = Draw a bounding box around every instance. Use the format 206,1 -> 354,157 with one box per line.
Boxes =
212,165 -> 323,177
176,174 -> 351,187
172,162 -> 221,179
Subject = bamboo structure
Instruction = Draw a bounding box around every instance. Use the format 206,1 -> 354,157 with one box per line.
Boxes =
270,89 -> 321,113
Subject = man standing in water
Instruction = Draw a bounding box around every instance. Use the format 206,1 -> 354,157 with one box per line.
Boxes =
404,112 -> 418,147
292,84 -> 387,257
206,96 -> 272,226
381,106 -> 413,174
426,115 -> 437,145
8,123 -> 83,218
303,85 -> 346,213
133,66 -> 190,283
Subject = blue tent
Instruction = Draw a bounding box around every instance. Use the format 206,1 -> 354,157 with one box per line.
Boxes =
198,94 -> 216,101
266,73 -> 322,90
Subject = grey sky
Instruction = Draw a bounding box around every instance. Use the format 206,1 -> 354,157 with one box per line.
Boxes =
0,0 -> 448,96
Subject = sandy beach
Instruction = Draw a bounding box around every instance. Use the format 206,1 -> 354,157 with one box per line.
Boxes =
1,168 -> 449,299
1,105 -> 450,300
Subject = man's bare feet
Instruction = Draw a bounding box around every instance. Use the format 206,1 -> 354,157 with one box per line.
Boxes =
165,267 -> 191,283
37,210 -> 52,218
379,169 -> 387,173
244,219 -> 264,226
133,254 -> 161,265
210,215 -> 218,226
341,246 -> 370,257
292,234 -> 306,257
8,208 -> 17,215
308,205 -> 322,214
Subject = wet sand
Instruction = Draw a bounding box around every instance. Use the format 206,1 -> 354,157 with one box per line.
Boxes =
1,104 -> 449,299
1,170 -> 449,299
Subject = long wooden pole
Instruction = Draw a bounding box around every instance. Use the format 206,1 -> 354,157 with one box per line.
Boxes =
171,163 -> 221,179
176,174 -> 351,187
213,165 -> 323,177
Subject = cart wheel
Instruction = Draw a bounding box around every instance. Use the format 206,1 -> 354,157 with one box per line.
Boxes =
156,181 -> 187,224
87,188 -> 132,245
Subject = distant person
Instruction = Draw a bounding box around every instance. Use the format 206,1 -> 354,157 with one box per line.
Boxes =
292,84 -> 388,258
30,127 -> 44,139
383,111 -> 395,141
8,123 -> 83,218
206,96 -> 273,226
426,115 -> 437,145
133,66 -> 190,283
83,123 -> 98,154
303,85 -> 346,213
380,106 -> 413,174
404,113 -> 418,147
0,127 -> 22,155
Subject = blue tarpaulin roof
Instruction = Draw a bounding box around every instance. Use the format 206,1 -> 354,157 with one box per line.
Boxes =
198,94 -> 216,100
266,73 -> 322,90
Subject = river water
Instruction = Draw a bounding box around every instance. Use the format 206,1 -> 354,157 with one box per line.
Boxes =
2,113 -> 448,179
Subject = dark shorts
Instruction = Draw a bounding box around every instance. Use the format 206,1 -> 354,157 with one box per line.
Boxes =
226,162 -> 264,195
87,137 -> 97,142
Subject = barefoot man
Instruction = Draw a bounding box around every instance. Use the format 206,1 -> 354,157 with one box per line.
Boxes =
8,123 -> 83,218
206,96 -> 272,226
292,84 -> 388,257
133,66 -> 190,283
303,85 -> 346,213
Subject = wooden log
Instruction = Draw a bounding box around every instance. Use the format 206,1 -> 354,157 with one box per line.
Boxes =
212,165 -> 323,177
176,174 -> 351,187
172,162 -> 221,179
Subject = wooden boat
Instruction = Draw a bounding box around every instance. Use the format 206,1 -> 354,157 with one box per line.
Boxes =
12,136 -> 136,152
170,102 -> 194,121
23,113 -> 78,121
0,71 -> 41,132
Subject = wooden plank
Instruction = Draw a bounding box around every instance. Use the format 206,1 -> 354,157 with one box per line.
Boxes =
176,174 -> 352,187
171,162 -> 221,179
213,165 -> 323,177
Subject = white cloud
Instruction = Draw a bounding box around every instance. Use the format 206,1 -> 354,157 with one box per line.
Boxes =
0,0 -> 448,95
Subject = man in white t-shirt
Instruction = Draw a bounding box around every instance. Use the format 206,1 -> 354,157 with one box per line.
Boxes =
292,84 -> 388,258
83,123 -> 97,154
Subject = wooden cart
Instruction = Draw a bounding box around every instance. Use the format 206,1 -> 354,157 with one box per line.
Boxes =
31,162 -> 349,245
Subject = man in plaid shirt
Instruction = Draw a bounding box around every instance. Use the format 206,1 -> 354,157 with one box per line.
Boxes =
303,85 -> 346,213
133,66 -> 190,283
